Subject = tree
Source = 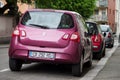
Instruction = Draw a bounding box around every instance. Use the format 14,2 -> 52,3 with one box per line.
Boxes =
0,0 -> 18,15
0,0 -> 32,15
0,0 -> 96,19
35,0 -> 96,20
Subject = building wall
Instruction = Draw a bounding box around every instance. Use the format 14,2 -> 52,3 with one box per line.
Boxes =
0,0 -> 35,14
115,0 -> 120,37
108,0 -> 116,32
92,0 -> 116,33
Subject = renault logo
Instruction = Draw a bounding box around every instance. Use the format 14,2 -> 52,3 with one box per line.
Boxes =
42,32 -> 46,36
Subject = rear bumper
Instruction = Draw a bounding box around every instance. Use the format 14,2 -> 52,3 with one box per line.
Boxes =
92,42 -> 102,53
9,38 -> 81,64
105,38 -> 114,45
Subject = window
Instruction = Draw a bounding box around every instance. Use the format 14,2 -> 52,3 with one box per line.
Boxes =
109,9 -> 111,14
21,11 -> 74,29
113,10 -> 115,15
0,1 -> 4,8
76,15 -> 88,34
102,10 -> 106,15
95,10 -> 99,15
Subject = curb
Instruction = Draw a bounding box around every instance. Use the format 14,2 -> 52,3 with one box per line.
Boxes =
0,37 -> 10,44
0,44 -> 9,49
80,39 -> 119,80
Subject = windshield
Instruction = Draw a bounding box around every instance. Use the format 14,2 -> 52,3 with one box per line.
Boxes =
100,25 -> 111,32
21,11 -> 74,29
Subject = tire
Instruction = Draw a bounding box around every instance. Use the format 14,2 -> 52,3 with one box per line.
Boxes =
102,47 -> 106,57
72,55 -> 83,77
9,58 -> 22,71
96,52 -> 102,60
110,43 -> 114,48
86,52 -> 92,67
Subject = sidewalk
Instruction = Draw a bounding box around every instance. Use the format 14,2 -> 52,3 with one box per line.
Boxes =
0,44 -> 9,48
94,45 -> 120,80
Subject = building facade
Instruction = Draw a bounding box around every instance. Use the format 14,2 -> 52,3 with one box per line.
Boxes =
115,0 -> 120,37
0,0 -> 35,14
93,0 -> 116,33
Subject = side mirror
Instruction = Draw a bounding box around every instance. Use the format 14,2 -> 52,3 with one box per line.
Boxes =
113,32 -> 115,34
84,32 -> 90,37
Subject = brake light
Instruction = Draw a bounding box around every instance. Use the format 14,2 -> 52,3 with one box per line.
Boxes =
92,34 -> 101,43
12,29 -> 20,36
12,29 -> 26,37
62,34 -> 69,40
108,33 -> 111,38
70,32 -> 80,42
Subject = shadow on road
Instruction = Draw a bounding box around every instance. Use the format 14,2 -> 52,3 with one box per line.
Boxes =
17,62 -> 97,77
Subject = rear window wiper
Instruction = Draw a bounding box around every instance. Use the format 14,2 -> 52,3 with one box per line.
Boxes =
28,24 -> 49,29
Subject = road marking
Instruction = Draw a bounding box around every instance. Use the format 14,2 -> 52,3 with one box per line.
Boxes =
80,39 -> 119,80
0,68 -> 9,72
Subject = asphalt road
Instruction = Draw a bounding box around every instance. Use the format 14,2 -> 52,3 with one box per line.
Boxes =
0,40 -> 118,80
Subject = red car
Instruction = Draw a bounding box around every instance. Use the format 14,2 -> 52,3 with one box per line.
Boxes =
86,22 -> 106,59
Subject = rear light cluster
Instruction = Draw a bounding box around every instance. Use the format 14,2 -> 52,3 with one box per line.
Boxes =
62,32 -> 80,42
92,34 -> 101,43
108,32 -> 111,38
12,29 -> 26,37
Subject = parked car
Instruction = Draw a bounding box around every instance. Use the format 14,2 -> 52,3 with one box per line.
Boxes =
86,22 -> 106,60
9,9 -> 93,76
100,25 -> 114,48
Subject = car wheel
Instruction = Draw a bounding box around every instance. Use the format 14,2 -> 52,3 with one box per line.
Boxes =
72,54 -> 83,76
9,58 -> 22,71
110,43 -> 114,48
86,51 -> 92,67
96,52 -> 102,60
102,47 -> 106,57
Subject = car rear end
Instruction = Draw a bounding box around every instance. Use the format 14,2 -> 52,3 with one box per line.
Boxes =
100,25 -> 114,47
9,9 -> 81,64
86,22 -> 103,53
91,34 -> 103,52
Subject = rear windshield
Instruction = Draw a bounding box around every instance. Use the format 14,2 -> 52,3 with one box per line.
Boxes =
21,11 -> 74,29
86,22 -> 99,34
100,26 -> 110,32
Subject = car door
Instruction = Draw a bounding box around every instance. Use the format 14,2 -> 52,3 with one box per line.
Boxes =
76,15 -> 92,60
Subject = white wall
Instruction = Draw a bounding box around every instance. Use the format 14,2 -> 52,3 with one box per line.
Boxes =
115,0 -> 120,37
0,16 -> 14,43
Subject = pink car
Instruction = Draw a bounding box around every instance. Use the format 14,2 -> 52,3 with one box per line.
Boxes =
9,9 -> 93,76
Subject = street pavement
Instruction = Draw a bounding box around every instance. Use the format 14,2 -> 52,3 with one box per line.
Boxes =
94,45 -> 120,80
0,38 -> 120,80
0,44 -> 9,48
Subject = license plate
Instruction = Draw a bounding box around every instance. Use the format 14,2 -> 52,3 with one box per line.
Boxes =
29,51 -> 55,59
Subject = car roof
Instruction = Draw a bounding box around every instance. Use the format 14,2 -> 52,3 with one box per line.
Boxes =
85,22 -> 97,24
100,25 -> 110,28
26,9 -> 80,15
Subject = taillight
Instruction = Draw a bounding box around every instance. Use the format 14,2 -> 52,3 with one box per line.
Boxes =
94,36 -> 100,42
12,29 -> 20,36
62,32 -> 80,42
12,29 -> 26,37
92,34 -> 102,43
70,32 -> 80,42
62,34 -> 69,40
108,33 -> 111,38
